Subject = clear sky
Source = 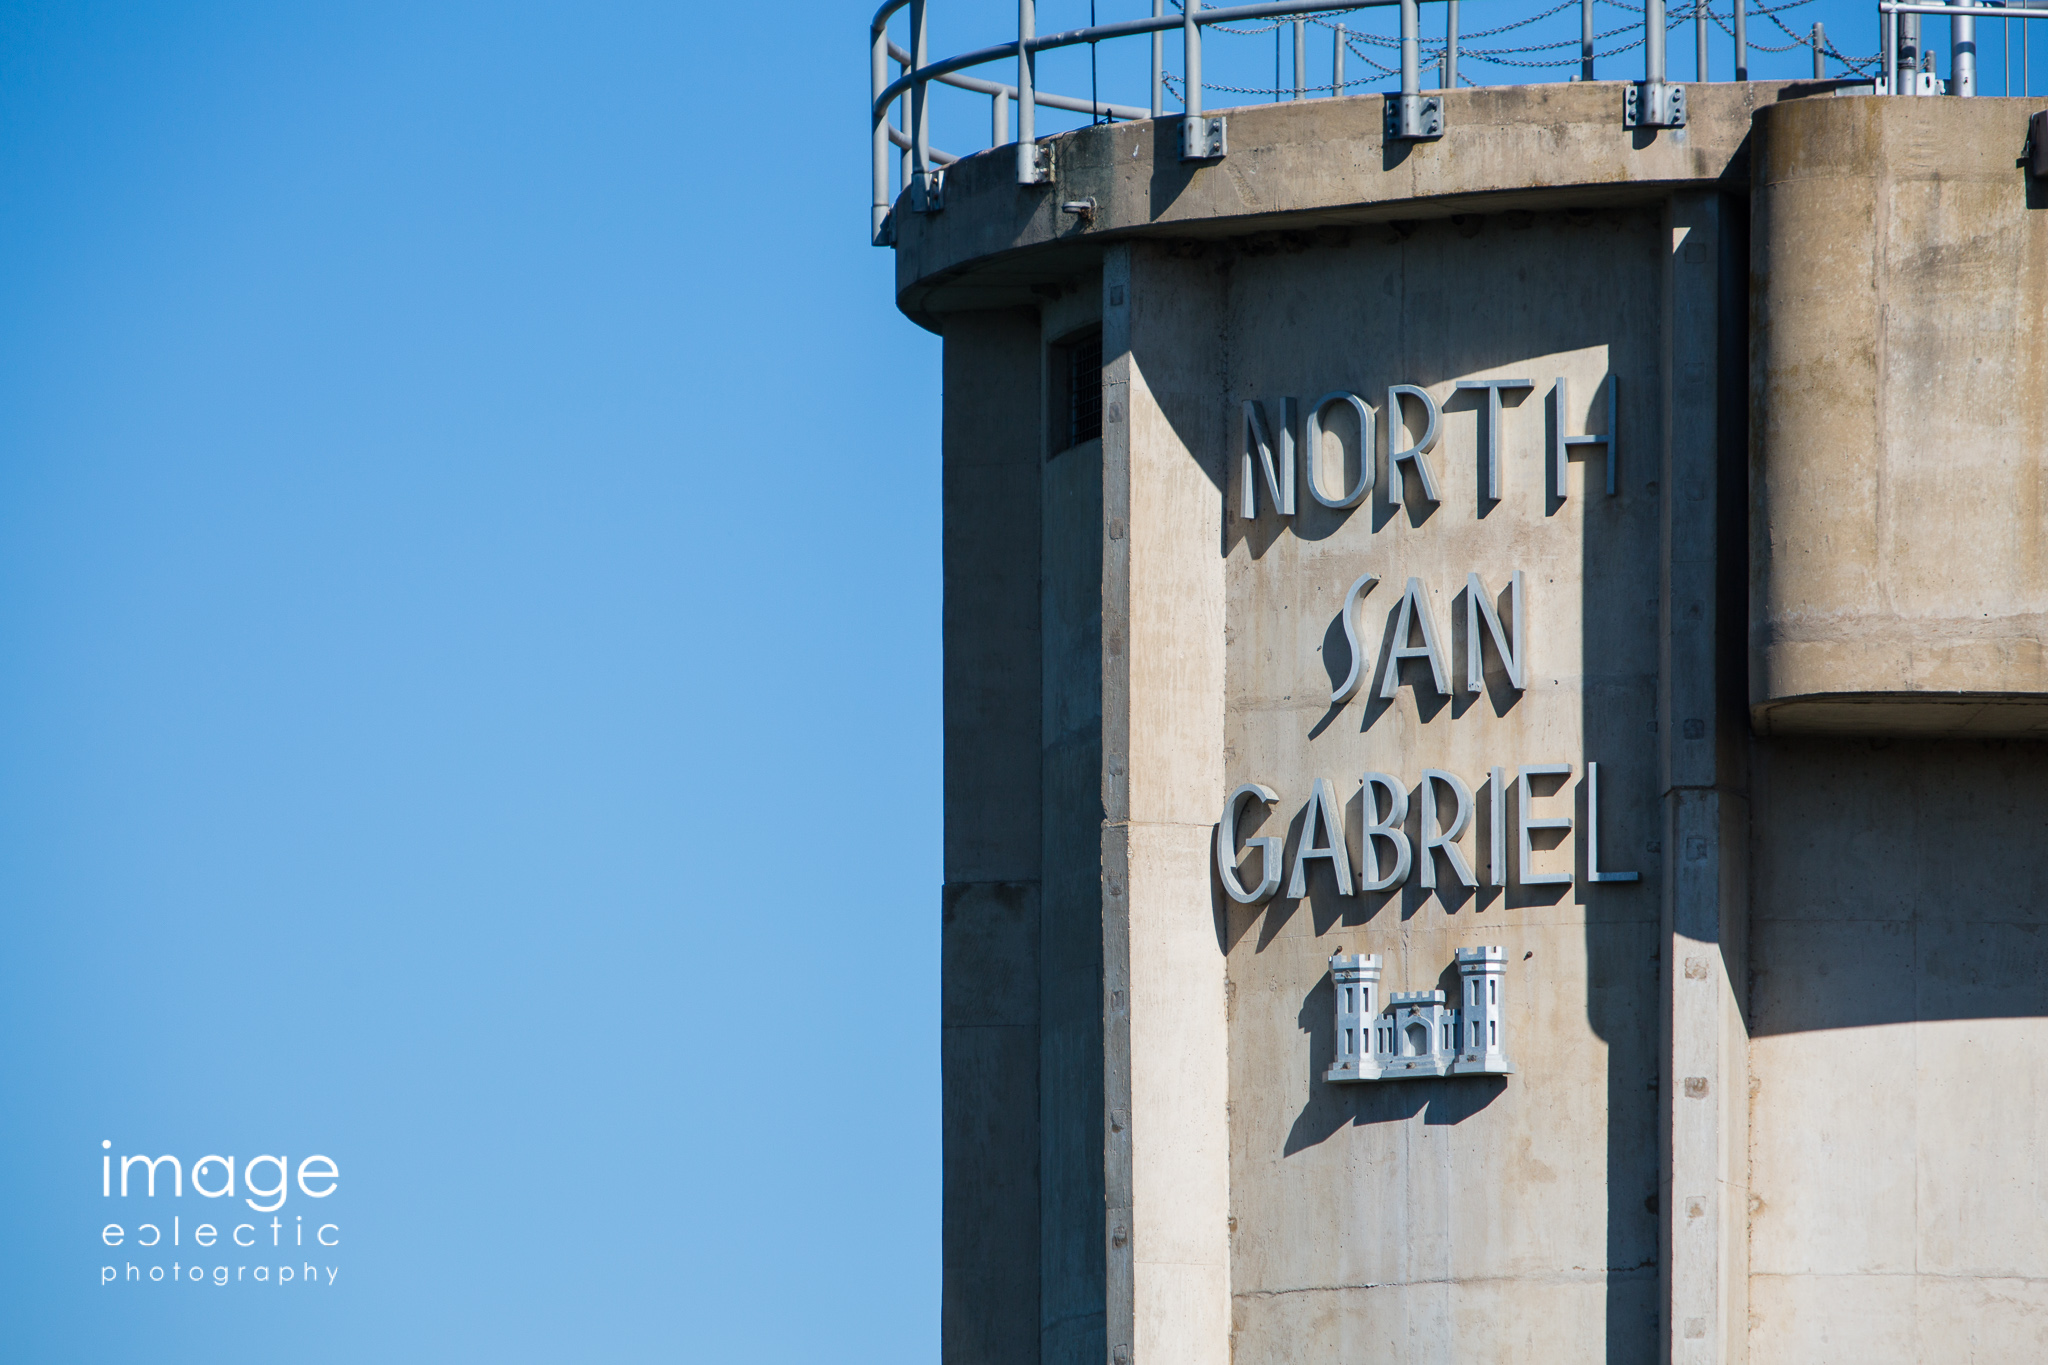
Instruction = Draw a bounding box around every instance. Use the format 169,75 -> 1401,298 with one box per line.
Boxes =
0,3 -> 940,1360
0,1 -> 2017,1362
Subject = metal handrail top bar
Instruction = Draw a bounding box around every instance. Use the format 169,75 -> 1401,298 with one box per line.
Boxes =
874,0 -> 1400,116
886,39 -> 1151,121
1881,3 -> 2048,13
870,0 -> 912,39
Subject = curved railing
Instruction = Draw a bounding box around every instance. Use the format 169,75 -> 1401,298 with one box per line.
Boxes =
871,0 -> 2048,244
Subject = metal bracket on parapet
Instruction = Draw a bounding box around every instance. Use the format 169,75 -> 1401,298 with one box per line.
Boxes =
909,169 -> 945,214
1385,94 -> 1444,142
1624,81 -> 1687,129
1018,141 -> 1054,186
1180,114 -> 1227,162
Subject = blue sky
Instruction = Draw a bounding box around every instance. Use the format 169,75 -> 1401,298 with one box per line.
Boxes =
0,2 -> 2027,1361
0,4 -> 938,1360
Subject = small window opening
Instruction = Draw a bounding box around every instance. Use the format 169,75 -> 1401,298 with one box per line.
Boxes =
1068,331 -> 1101,446
1048,327 -> 1103,456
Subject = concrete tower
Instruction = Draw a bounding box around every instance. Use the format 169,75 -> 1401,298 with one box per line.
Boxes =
895,11 -> 2048,1359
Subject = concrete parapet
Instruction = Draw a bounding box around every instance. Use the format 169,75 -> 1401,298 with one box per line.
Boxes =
895,80 -> 1858,326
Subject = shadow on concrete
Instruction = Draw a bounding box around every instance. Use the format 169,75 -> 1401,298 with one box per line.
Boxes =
1749,736 -> 2048,1036
1147,117 -> 1198,221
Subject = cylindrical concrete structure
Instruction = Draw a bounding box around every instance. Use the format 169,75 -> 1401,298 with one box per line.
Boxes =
912,81 -> 2048,1365
1750,96 -> 2048,735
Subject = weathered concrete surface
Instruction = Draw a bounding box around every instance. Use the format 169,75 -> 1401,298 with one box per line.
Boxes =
896,80 -> 1855,326
1659,191 -> 1752,1365
1038,283 -> 1109,1365
1747,739 -> 2048,1364
1101,245 -> 1233,1365
925,80 -> 2048,1365
941,310 -> 1044,1365
1200,211 -> 1670,1364
1750,96 -> 2048,735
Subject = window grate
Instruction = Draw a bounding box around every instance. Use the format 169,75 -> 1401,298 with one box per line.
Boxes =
1068,331 -> 1102,448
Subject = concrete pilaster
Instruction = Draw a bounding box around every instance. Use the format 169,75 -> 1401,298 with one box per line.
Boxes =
1042,290 -> 1108,1365
942,309 -> 1046,1365
1658,191 -> 1751,1365
1100,243 -> 1232,1365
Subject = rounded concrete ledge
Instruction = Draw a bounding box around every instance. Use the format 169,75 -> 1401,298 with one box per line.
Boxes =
893,78 -> 1854,326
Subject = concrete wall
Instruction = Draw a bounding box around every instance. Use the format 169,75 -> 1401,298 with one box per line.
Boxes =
1747,738 -> 2048,1362
1750,97 -> 2048,735
941,309 -> 1044,1365
925,86 -> 2048,1365
1039,283 -> 1109,1365
1205,211 -> 1668,1363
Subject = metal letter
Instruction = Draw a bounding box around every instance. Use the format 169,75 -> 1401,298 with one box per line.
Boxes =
1217,782 -> 1283,903
1240,399 -> 1294,520
1466,570 -> 1527,693
1359,772 -> 1412,891
1287,777 -> 1354,897
1302,391 -> 1375,509
1331,573 -> 1381,704
1378,577 -> 1450,699
1517,762 -> 1574,886
1384,385 -> 1442,505
1489,765 -> 1508,887
1419,769 -> 1478,890
1454,378 -> 1532,501
1587,761 -> 1641,883
1552,375 -> 1618,498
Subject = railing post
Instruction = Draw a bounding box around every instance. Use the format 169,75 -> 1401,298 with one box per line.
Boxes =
1582,0 -> 1596,80
1734,0 -> 1748,79
1017,0 -> 1047,183
1334,23 -> 1347,94
1387,0 -> 1443,138
1180,0 -> 1226,158
1952,0 -> 1977,94
1812,20 -> 1826,77
909,0 -> 938,210
1447,0 -> 1460,88
994,91 -> 1009,144
1179,0 -> 1220,158
1901,11 -> 1922,92
871,16 -> 892,244
1697,0 -> 1710,80
1152,0 -> 1164,118
1402,0 -> 1420,93
1884,5 -> 1897,92
1628,0 -> 1686,125
1294,18 -> 1306,99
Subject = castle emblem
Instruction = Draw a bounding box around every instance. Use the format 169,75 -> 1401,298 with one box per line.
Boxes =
1326,947 -> 1515,1083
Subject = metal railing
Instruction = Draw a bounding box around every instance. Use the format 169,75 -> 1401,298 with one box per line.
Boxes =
871,0 -> 2048,243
